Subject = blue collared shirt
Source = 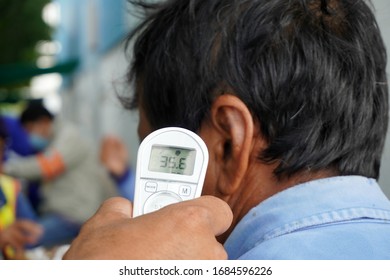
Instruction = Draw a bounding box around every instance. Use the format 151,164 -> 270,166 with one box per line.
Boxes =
224,176 -> 390,259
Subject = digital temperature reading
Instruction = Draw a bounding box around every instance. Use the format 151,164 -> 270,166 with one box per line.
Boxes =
133,127 -> 209,217
148,146 -> 196,175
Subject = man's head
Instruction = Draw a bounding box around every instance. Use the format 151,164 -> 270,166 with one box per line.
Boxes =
125,0 -> 388,235
127,0 -> 388,179
20,101 -> 54,151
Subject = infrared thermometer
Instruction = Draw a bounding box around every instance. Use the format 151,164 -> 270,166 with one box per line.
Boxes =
133,127 -> 209,217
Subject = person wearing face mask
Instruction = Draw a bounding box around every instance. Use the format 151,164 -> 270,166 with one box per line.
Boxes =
1,101 -> 118,248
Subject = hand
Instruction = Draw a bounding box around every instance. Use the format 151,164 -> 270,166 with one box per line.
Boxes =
99,135 -> 129,177
0,220 -> 43,255
63,196 -> 233,260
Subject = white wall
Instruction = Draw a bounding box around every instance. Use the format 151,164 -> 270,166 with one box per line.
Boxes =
61,43 -> 139,166
373,0 -> 390,198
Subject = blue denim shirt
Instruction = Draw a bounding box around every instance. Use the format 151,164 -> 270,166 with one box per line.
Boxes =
224,176 -> 390,259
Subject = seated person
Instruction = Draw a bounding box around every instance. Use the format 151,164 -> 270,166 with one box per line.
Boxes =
1,114 -> 41,212
0,124 -> 42,259
2,101 -> 117,248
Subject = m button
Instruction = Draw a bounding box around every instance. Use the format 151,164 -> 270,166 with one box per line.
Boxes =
179,185 -> 191,197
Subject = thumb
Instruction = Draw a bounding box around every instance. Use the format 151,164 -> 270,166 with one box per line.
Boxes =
158,195 -> 233,236
184,196 -> 233,236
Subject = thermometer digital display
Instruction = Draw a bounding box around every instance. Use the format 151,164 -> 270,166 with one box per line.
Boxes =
148,145 -> 196,175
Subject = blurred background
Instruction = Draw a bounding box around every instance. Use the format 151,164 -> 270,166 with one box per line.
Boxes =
0,0 -> 389,198
0,0 -> 139,167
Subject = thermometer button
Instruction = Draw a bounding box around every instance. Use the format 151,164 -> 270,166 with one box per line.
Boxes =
143,191 -> 183,215
144,181 -> 158,193
179,185 -> 192,197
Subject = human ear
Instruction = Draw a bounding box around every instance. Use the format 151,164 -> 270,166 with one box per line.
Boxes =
200,94 -> 255,196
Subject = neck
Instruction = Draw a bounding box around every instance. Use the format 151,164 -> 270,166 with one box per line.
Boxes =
218,163 -> 337,243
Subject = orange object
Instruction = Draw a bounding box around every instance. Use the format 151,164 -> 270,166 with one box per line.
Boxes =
37,151 -> 66,180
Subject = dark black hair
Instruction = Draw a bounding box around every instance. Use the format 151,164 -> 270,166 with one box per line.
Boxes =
124,0 -> 389,179
20,99 -> 54,125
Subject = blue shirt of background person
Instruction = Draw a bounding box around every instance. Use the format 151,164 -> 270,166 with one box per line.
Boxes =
1,115 -> 35,158
1,115 -> 41,211
0,186 -> 37,222
113,168 -> 135,201
0,115 -> 37,221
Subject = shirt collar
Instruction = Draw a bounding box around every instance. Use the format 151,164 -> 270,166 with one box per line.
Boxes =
224,176 -> 390,259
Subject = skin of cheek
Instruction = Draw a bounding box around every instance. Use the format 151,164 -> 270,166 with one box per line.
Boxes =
201,163 -> 221,197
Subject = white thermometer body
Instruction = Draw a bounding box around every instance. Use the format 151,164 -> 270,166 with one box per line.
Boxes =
133,127 -> 209,217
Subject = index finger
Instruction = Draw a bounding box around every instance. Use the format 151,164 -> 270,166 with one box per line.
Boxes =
94,197 -> 133,221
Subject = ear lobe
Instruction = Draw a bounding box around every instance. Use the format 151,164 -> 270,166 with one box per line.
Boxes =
202,94 -> 255,196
